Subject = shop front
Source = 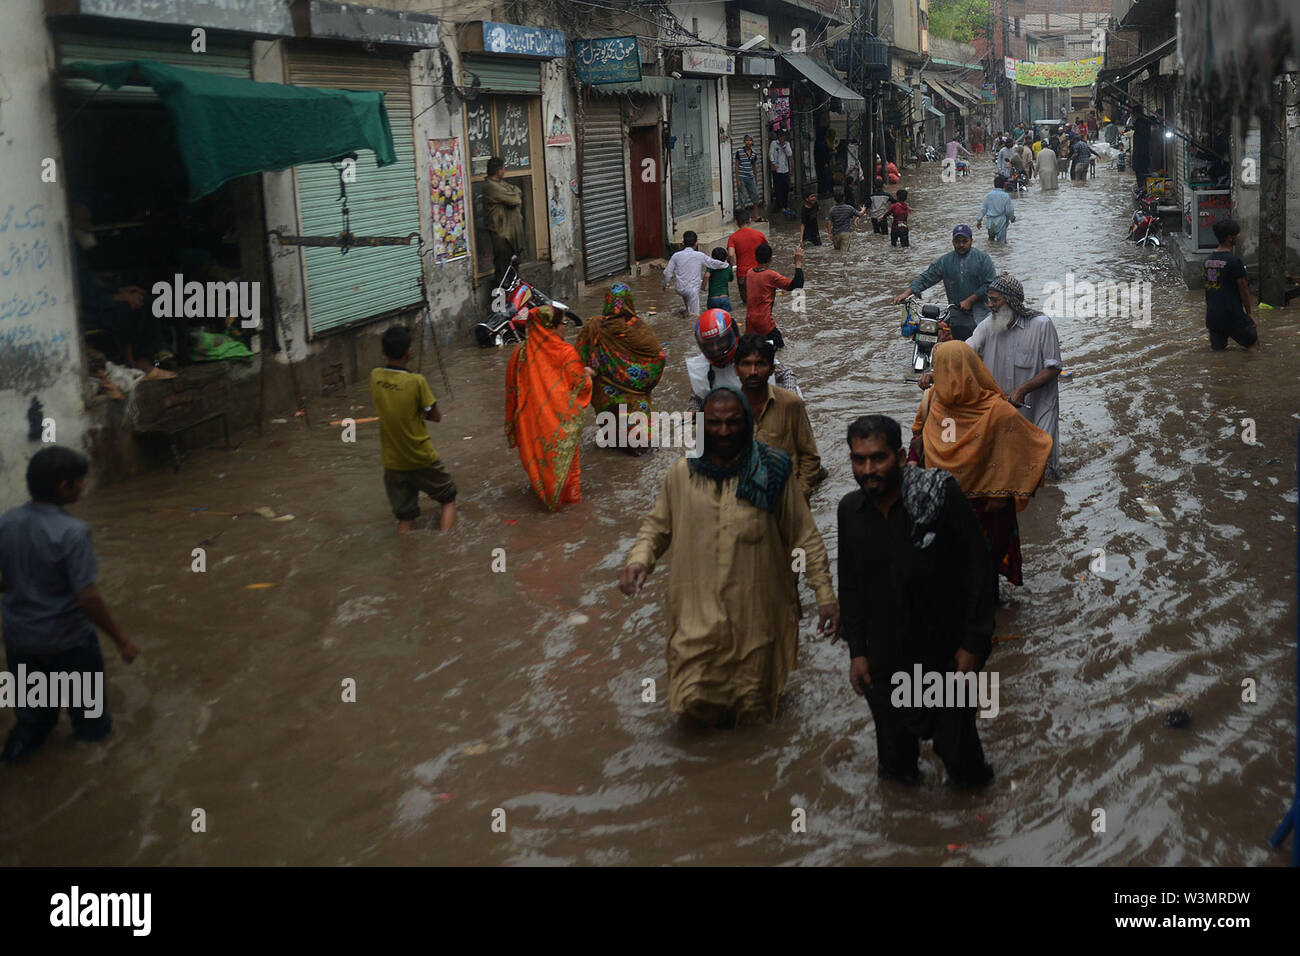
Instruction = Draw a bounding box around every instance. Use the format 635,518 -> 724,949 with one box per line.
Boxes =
458,21 -> 568,286
671,48 -> 731,235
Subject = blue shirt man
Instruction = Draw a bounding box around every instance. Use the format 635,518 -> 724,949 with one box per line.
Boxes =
892,225 -> 997,340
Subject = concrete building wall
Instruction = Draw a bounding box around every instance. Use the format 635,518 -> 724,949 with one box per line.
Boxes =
0,0 -> 86,505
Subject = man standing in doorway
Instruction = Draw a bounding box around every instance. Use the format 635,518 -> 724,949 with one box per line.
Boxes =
734,135 -> 765,225
483,157 -> 526,285
769,128 -> 795,216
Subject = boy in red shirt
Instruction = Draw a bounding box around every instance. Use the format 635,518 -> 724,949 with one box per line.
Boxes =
743,243 -> 804,349
888,188 -> 911,248
727,208 -> 768,305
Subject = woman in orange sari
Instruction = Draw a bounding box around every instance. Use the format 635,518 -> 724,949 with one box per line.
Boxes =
505,305 -> 593,510
909,340 -> 1052,585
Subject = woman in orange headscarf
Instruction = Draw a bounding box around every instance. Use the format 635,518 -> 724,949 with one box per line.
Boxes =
505,306 -> 593,510
909,340 -> 1052,585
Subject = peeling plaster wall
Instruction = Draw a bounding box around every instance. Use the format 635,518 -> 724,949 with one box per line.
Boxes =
0,0 -> 86,506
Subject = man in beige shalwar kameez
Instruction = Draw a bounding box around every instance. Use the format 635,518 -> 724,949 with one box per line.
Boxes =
619,387 -> 838,726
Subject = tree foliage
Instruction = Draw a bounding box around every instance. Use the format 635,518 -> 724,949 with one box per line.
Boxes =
928,0 -> 993,44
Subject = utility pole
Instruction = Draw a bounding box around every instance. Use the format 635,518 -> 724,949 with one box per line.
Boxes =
1001,0 -> 1012,131
1258,74 -> 1288,306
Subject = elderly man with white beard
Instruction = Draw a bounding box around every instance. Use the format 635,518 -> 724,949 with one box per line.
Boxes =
919,274 -> 1062,480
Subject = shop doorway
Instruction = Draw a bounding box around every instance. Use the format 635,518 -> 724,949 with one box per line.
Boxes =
628,126 -> 664,260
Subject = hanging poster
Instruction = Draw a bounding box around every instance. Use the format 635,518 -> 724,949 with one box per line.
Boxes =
428,138 -> 468,263
1015,55 -> 1104,88
1004,57 -> 1019,80
499,101 -> 531,169
466,100 -> 493,175
981,83 -> 997,104
769,87 -> 790,133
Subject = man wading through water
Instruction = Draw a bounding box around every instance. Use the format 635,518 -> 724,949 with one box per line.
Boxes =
837,415 -> 996,786
619,387 -> 837,727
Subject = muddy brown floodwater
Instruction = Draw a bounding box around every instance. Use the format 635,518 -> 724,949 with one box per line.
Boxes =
3,158 -> 1297,866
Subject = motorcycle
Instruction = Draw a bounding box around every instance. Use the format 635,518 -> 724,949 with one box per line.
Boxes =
473,255 -> 583,347
1128,193 -> 1161,247
900,300 -> 950,376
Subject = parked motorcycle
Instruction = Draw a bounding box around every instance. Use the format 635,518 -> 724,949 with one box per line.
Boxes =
1128,194 -> 1162,247
473,256 -> 582,347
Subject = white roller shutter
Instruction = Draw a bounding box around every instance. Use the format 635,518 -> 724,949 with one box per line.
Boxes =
729,81 -> 766,206
579,98 -> 630,282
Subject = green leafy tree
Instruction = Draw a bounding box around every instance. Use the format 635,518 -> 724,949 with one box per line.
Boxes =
928,0 -> 993,44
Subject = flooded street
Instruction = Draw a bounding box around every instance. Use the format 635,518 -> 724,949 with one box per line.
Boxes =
3,156 -> 1296,866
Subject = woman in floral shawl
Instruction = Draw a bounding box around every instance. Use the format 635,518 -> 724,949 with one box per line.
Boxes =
505,306 -> 593,510
575,284 -> 666,454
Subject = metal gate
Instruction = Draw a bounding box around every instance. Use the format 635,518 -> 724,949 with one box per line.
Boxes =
728,80 -> 766,207
579,98 -> 629,283
670,78 -> 713,217
286,51 -> 422,336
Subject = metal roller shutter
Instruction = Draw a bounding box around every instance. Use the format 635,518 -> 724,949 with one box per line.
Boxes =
286,50 -> 423,336
462,57 -> 540,94
55,31 -> 251,102
580,99 -> 629,283
728,80 -> 766,206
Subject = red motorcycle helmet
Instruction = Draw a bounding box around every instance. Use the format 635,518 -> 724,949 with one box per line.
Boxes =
695,308 -> 738,368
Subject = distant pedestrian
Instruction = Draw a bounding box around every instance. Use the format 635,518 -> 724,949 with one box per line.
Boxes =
0,446 -> 140,764
1037,143 -> 1059,192
769,129 -> 794,215
706,247 -> 735,312
664,231 -> 730,319
800,192 -> 822,245
372,325 -> 458,533
867,178 -> 895,235
1203,218 -> 1259,351
727,210 -> 768,306
977,174 -> 1016,243
888,188 -> 911,248
827,189 -> 865,252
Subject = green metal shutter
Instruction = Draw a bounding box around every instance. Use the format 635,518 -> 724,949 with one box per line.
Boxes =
286,51 -> 423,336
55,30 -> 252,101
579,98 -> 629,282
463,57 -> 540,94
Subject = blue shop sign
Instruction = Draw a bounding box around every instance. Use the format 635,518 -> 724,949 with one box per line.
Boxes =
575,36 -> 642,85
482,21 -> 567,58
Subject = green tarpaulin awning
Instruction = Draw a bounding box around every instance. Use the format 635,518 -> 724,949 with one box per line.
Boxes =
63,59 -> 398,201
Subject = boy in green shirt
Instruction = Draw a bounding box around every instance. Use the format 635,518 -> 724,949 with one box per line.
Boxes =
705,246 -> 735,312
369,326 -> 458,533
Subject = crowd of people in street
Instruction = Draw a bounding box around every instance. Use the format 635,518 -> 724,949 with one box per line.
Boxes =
0,134 -> 1261,787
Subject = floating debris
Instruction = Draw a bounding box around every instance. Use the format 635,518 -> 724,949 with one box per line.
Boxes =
1135,497 -> 1170,526
245,582 -> 278,590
